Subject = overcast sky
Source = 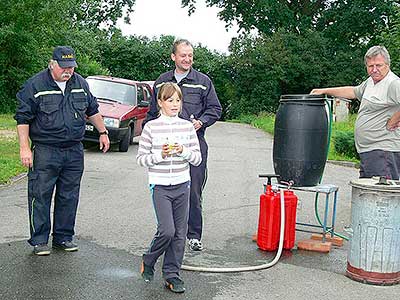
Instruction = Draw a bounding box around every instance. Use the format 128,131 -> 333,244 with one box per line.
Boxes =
116,0 -> 239,53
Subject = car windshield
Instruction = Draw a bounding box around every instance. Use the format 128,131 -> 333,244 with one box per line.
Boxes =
87,78 -> 137,106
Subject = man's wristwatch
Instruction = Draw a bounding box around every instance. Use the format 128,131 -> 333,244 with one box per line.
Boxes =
99,130 -> 108,135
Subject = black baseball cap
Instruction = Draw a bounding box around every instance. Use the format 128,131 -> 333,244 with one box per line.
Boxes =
52,46 -> 78,68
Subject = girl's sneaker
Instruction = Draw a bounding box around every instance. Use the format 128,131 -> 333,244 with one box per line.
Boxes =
165,277 -> 185,293
140,261 -> 154,282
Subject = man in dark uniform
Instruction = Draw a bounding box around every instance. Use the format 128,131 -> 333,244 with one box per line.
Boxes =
146,39 -> 222,251
15,46 -> 110,256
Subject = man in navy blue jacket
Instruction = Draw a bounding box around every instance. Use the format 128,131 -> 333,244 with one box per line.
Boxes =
15,46 -> 110,256
146,39 -> 222,251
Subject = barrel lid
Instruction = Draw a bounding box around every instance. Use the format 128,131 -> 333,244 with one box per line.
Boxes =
349,177 -> 400,192
280,94 -> 328,101
280,94 -> 328,104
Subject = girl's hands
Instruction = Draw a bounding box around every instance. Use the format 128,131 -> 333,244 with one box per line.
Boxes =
161,143 -> 183,158
161,143 -> 171,158
174,144 -> 183,154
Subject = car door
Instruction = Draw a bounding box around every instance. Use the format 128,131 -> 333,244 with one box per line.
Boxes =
134,84 -> 150,136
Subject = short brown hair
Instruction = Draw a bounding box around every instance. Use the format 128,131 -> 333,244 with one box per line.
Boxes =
171,38 -> 193,54
157,82 -> 183,112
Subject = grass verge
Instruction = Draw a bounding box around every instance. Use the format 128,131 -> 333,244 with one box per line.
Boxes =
0,114 -> 26,184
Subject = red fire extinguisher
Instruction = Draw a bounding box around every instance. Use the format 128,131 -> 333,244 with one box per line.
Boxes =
257,174 -> 298,251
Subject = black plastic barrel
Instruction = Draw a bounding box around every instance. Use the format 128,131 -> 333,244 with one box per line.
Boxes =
273,94 -> 329,187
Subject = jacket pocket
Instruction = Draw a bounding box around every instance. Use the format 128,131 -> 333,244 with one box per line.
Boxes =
38,95 -> 63,129
183,90 -> 203,119
184,90 -> 202,105
71,94 -> 88,137
28,171 -> 39,199
72,94 -> 88,120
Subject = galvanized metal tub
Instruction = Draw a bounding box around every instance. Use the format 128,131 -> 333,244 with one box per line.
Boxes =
347,178 -> 400,285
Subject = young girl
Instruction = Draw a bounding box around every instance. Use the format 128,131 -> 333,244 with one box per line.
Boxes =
136,82 -> 201,293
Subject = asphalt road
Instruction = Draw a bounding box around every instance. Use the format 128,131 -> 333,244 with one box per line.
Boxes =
0,122 -> 399,299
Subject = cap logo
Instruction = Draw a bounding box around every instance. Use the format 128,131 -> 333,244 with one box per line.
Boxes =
61,54 -> 74,59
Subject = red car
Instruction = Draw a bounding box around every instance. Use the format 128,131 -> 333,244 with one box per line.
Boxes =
84,75 -> 152,152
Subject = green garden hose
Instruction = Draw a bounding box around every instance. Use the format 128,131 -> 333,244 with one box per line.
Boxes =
313,98 -> 349,241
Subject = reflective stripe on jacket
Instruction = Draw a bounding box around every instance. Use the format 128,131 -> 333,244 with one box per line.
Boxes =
15,69 -> 99,146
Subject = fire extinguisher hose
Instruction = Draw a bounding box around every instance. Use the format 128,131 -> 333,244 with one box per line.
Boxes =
181,189 -> 286,273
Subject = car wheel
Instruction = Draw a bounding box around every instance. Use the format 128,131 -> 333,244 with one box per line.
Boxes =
119,129 -> 130,152
129,125 -> 135,145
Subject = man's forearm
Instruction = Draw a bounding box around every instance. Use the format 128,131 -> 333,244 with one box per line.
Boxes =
311,86 -> 356,99
17,124 -> 30,150
17,124 -> 33,167
88,113 -> 107,132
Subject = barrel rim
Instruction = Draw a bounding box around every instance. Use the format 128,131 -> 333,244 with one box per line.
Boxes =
280,94 -> 329,101
350,178 -> 400,192
346,262 -> 400,285
278,100 -> 326,106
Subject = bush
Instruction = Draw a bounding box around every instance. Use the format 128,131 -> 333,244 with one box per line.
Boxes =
76,55 -> 110,78
252,113 -> 275,135
333,131 -> 359,160
236,114 -> 256,124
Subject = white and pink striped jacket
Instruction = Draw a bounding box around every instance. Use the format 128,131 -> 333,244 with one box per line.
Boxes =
136,113 -> 202,186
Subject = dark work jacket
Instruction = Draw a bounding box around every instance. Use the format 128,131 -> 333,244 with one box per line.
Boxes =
15,69 -> 99,147
146,68 -> 222,138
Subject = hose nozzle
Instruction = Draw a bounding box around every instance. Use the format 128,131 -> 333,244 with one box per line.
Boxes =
279,180 -> 294,189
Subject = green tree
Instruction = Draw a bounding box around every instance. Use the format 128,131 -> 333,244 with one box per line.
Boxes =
379,5 -> 400,76
182,0 -> 396,43
318,0 -> 396,49
183,0 -> 326,35
226,34 -> 287,117
225,31 -> 353,117
67,0 -> 135,30
99,33 -> 174,80
0,0 -> 66,112
0,0 -> 135,113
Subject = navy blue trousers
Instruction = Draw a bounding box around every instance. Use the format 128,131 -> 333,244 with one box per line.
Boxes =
27,143 -> 84,246
359,150 -> 400,180
144,182 -> 190,279
187,136 -> 208,240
